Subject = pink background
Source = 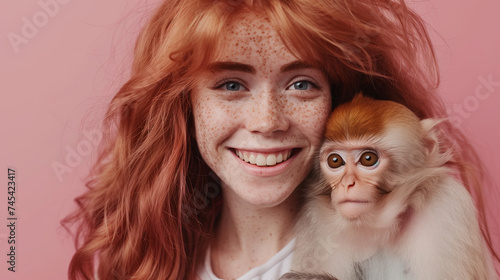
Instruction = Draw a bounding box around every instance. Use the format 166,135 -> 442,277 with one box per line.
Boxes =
1,0 -> 499,279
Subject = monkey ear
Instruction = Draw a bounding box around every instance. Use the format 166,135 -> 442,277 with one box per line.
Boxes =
420,118 -> 454,167
420,118 -> 444,156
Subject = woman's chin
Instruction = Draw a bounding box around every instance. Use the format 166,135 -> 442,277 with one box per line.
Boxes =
235,186 -> 297,208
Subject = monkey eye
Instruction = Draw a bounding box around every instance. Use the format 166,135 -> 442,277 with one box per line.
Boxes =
327,153 -> 345,168
359,151 -> 379,167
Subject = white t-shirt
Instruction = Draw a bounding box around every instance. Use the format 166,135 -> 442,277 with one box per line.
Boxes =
197,239 -> 295,280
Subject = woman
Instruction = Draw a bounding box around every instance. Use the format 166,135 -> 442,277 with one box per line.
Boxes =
64,0 -> 498,279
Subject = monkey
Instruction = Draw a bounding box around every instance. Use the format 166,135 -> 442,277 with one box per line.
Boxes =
280,94 -> 496,280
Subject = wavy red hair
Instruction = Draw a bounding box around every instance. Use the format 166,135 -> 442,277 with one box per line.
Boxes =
63,0 -> 498,279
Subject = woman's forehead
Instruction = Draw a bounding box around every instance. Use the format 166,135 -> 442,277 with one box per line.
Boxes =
210,11 -> 299,70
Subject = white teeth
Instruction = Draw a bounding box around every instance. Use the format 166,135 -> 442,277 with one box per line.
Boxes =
249,154 -> 256,164
267,154 -> 276,165
256,155 -> 266,166
276,154 -> 283,163
235,149 -> 292,166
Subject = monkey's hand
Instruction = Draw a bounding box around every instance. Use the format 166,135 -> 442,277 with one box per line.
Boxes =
280,272 -> 339,280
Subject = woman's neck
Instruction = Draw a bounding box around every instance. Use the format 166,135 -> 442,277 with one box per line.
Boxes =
210,188 -> 299,279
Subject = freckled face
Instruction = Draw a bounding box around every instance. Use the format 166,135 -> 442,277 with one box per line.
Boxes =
191,12 -> 332,207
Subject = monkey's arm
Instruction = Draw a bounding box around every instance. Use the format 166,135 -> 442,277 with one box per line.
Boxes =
401,176 -> 496,279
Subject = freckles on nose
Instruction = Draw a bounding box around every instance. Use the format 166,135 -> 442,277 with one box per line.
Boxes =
245,93 -> 288,131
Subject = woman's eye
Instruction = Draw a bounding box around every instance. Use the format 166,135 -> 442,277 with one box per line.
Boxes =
359,151 -> 379,167
223,82 -> 242,91
289,81 -> 313,90
213,79 -> 246,92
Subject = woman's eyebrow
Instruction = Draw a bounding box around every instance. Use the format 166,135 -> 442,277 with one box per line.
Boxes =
207,62 -> 256,74
206,60 -> 317,74
280,61 -> 317,73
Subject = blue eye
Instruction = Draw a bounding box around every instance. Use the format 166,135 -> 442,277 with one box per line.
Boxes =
293,81 -> 309,90
289,80 -> 318,91
224,82 -> 241,91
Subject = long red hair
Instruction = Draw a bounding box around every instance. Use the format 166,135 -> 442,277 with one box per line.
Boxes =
63,0 -> 498,279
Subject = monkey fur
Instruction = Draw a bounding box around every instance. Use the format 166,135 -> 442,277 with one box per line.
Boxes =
281,94 -> 496,280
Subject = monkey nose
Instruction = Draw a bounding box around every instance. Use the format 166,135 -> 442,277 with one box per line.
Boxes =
341,179 -> 355,189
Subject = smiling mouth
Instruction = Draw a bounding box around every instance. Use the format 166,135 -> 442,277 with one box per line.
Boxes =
233,149 -> 294,166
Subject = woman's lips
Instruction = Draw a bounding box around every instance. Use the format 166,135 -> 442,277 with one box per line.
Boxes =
230,148 -> 301,177
233,149 -> 293,166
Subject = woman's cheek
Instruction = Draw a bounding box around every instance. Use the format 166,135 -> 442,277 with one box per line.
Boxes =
288,98 -> 331,143
193,99 -> 237,157
311,99 -> 333,137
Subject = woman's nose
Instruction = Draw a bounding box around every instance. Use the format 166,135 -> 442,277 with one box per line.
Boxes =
245,90 -> 289,134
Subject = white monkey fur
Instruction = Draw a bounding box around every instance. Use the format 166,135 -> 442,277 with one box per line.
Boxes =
283,96 -> 497,280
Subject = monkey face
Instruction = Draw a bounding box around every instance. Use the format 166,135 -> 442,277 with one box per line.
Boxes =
319,142 -> 389,220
